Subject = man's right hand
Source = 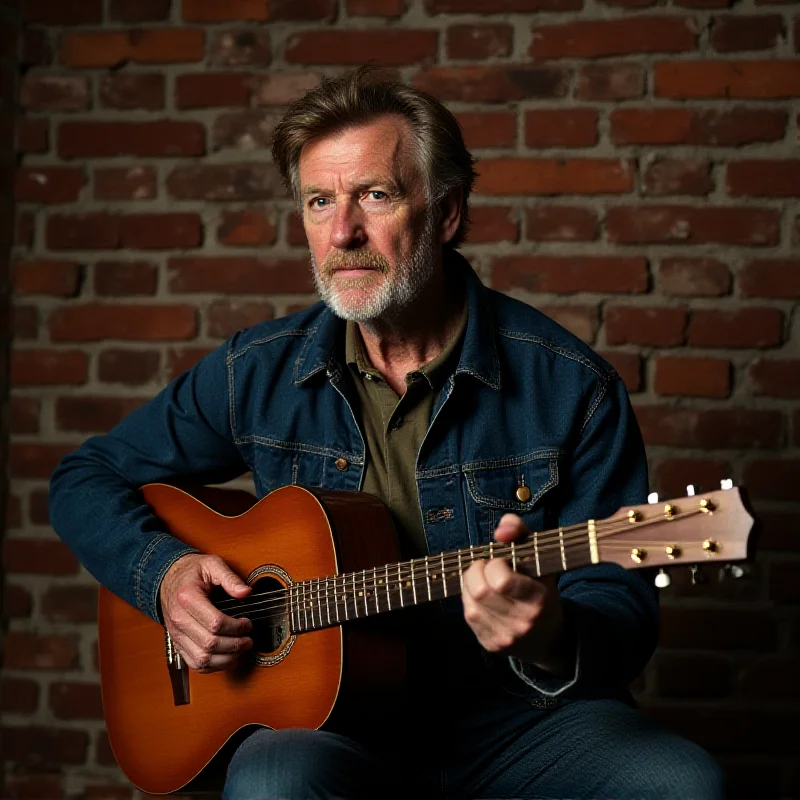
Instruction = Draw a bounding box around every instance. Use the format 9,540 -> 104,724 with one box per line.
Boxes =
159,553 -> 253,673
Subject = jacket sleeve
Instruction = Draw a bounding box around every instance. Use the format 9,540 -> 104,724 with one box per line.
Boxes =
510,372 -> 659,698
49,341 -> 248,622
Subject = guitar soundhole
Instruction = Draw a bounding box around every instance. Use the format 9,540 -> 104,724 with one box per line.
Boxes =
249,575 -> 290,656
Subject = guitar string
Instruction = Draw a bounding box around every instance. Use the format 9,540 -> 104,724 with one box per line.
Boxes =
211,507 -> 686,615
213,509 -> 706,621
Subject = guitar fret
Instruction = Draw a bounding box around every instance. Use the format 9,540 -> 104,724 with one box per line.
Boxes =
302,582 -> 308,631
511,541 -> 517,572
441,553 -> 447,598
458,551 -> 463,592
425,558 -> 432,602
385,564 -> 392,610
325,578 -> 331,626
352,573 -> 359,618
398,563 -> 405,607
559,527 -> 567,571
342,574 -> 348,621
411,559 -> 418,605
534,531 -> 541,576
373,567 -> 380,614
362,569 -> 369,616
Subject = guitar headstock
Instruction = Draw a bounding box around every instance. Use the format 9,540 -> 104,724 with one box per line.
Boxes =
595,484 -> 755,575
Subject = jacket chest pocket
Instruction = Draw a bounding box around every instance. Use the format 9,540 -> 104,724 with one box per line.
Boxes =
462,450 -> 562,548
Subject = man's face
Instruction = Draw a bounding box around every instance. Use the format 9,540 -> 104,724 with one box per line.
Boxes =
298,116 -> 439,323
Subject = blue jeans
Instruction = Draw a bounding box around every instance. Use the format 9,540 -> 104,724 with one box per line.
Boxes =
223,698 -> 723,799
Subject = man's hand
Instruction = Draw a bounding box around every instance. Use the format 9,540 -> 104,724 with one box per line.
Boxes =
462,514 -> 572,676
159,553 -> 253,673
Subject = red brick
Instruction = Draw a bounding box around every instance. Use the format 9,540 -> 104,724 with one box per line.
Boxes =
455,111 -> 516,149
347,0 -> 406,16
727,160 -> 800,197
286,30 -> 438,66
218,208 -> 277,246
711,14 -> 783,52
15,167 -> 84,205
660,607 -> 777,650
688,308 -> 783,348
253,73 -> 321,106
61,29 -> 206,69
168,347 -> 215,378
46,213 -> 119,250
13,260 -> 81,296
675,0 -> 732,6
95,731 -> 117,767
19,75 -> 88,111
447,24 -> 513,60
168,257 -> 314,294
758,511 -> 800,552
605,306 -> 687,346
525,109 -> 597,148
17,118 -> 49,154
659,258 -> 731,296
167,163 -> 283,201
6,493 -> 22,529
212,110 -> 281,152
525,206 -> 597,242
59,121 -> 205,159
467,206 -> 519,243
94,167 -> 158,201
652,457 -> 731,497
30,490 -> 50,525
20,28 -> 53,67
636,406 -> 785,449
606,206 -> 780,246
99,74 -> 165,110
642,159 -> 712,196
56,396 -> 146,433
4,539 -> 79,575
611,108 -> 786,146
477,159 -> 633,195
182,0 -> 269,20
493,256 -> 647,294
82,785 -> 133,800
741,656 -> 800,699
9,444 -> 76,478
750,359 -> 800,398
49,683 -> 103,720
98,349 -> 160,385
12,306 -> 38,339
120,213 -> 202,250
655,653 -> 732,699
740,259 -> 800,299
42,586 -> 98,624
654,356 -> 730,398
655,60 -> 800,99
11,350 -> 88,386
16,211 -> 35,248
531,17 -> 696,59
598,350 -> 642,392
110,0 -> 170,21
414,66 -> 568,102
539,305 -> 598,344
744,459 -> 800,501
426,0 -> 582,9
575,63 -> 644,101
212,28 -> 271,66
24,0 -> 101,24
4,584 -> 33,618
1,678 -> 39,714
94,261 -> 158,296
4,632 -> 80,670
50,305 -> 197,342
207,301 -> 275,338
175,73 -> 253,110
2,726 -> 89,766
4,774 -> 65,799
11,396 -> 40,434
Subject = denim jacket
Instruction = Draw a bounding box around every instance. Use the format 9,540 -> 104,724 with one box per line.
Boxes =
50,255 -> 658,702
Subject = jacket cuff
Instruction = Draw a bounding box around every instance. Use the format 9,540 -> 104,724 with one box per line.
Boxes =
134,533 -> 199,622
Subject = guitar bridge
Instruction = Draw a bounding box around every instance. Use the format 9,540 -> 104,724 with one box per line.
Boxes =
165,630 -> 190,706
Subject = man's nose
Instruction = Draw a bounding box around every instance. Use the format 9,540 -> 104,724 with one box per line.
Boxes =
330,201 -> 367,249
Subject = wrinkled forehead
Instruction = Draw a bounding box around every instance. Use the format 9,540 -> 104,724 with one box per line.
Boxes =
298,115 -> 422,193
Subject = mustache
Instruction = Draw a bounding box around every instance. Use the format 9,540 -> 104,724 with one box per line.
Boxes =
320,249 -> 391,277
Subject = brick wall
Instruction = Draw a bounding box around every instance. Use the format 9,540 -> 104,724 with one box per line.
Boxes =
4,0 -> 800,798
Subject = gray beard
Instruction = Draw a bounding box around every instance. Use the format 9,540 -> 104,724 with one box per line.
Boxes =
311,216 -> 437,324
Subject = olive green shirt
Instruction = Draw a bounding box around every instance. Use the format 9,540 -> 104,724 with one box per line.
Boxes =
345,306 -> 467,559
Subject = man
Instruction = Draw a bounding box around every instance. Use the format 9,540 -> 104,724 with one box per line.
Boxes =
51,68 -> 723,798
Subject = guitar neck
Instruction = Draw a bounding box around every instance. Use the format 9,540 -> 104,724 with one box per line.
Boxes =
287,529 -> 593,634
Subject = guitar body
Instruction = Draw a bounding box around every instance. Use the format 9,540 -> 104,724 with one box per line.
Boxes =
98,484 -> 405,795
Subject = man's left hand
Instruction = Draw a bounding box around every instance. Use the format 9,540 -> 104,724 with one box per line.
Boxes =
462,513 -> 572,676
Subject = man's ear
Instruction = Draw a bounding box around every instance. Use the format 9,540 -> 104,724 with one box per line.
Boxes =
437,187 -> 463,246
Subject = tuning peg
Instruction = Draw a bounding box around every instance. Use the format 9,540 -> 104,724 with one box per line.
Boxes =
686,484 -> 695,497
718,564 -> 746,581
647,492 -> 659,505
720,479 -> 733,490
655,569 -> 671,589
690,565 -> 707,585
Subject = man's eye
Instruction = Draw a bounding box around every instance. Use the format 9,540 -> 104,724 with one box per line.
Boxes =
369,191 -> 387,201
310,197 -> 328,209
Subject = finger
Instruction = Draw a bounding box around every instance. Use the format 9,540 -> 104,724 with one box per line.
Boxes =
204,557 -> 252,599
493,514 -> 528,543
171,634 -> 246,673
483,558 -> 539,601
177,582 -> 252,637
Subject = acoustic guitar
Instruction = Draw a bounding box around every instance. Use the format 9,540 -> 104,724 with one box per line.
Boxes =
98,482 -> 755,794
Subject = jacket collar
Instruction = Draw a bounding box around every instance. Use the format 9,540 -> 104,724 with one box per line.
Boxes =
294,250 -> 501,390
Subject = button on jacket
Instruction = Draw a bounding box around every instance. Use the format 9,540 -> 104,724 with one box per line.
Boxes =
50,253 -> 658,702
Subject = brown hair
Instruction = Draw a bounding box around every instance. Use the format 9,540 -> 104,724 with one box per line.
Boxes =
271,66 -> 478,249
